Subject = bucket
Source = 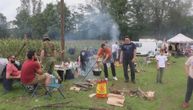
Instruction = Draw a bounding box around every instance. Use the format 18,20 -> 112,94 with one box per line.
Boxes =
93,69 -> 102,76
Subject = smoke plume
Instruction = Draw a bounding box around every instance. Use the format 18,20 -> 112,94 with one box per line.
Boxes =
66,6 -> 120,41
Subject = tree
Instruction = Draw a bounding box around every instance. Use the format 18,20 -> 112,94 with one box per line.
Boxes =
0,13 -> 9,38
14,1 -> 72,39
14,9 -> 31,37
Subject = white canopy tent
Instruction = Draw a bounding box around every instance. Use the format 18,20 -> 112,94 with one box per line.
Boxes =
167,33 -> 193,43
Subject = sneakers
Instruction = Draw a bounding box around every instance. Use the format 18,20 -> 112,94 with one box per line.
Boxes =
104,77 -> 118,81
125,80 -> 129,83
132,80 -> 136,84
182,102 -> 189,109
113,77 -> 118,81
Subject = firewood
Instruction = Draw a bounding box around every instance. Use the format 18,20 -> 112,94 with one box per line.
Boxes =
74,83 -> 90,89
107,94 -> 125,107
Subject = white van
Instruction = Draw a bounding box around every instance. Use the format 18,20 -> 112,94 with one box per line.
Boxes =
133,39 -> 158,57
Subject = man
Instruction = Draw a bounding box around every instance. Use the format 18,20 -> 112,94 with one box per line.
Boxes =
40,36 -> 61,81
182,46 -> 193,108
6,55 -> 21,79
112,42 -> 119,61
3,55 -> 21,93
97,43 -> 118,81
21,50 -> 51,88
120,37 -> 136,83
79,48 -> 89,71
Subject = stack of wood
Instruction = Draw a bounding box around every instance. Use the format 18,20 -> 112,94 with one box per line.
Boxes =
109,87 -> 155,101
70,80 -> 95,92
107,93 -> 125,107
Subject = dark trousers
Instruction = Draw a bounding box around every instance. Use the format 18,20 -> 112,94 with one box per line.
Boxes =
185,76 -> 193,103
156,68 -> 164,83
103,63 -> 116,78
112,52 -> 117,61
123,60 -> 135,81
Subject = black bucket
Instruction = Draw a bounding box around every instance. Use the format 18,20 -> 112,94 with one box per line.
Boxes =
93,69 -> 102,76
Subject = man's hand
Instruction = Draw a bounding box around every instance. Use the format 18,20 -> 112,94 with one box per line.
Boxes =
103,59 -> 107,64
119,58 -> 122,64
132,57 -> 136,63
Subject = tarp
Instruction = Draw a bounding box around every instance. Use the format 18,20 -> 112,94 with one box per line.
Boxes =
167,33 -> 193,43
0,58 -> 8,79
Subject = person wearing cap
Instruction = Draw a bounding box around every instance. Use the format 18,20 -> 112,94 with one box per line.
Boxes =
96,43 -> 118,81
182,46 -> 193,108
40,35 -> 61,81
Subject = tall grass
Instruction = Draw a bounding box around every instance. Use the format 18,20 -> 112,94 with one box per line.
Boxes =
0,39 -> 102,62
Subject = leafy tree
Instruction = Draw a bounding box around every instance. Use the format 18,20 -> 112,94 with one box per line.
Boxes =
0,13 -> 9,38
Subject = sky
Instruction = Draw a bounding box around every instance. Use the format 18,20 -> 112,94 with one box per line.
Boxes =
0,0 -> 85,21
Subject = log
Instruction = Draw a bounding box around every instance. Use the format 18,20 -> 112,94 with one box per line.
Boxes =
107,93 -> 125,107
74,83 -> 90,89
30,101 -> 72,110
70,86 -> 81,92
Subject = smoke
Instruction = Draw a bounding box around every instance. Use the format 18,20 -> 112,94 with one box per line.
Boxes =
65,6 -> 120,41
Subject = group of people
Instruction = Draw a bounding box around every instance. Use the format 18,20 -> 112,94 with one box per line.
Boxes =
3,34 -> 193,109
96,37 -> 137,83
4,36 -> 61,92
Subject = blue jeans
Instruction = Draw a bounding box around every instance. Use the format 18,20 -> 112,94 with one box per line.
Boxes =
123,60 -> 135,81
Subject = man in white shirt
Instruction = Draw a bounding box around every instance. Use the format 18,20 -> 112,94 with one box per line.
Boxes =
182,46 -> 193,108
112,42 -> 119,61
156,49 -> 167,83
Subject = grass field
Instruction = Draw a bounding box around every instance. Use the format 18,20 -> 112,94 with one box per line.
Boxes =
0,56 -> 192,110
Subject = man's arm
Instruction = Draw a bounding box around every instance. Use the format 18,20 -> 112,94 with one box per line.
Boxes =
40,50 -> 45,63
119,51 -> 123,63
36,62 -> 43,75
185,64 -> 189,76
132,49 -> 136,62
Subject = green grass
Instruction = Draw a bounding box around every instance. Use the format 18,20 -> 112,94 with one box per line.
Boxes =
0,56 -> 192,110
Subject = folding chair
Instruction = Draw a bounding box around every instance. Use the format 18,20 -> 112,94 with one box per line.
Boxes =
22,83 -> 52,97
47,76 -> 65,98
22,77 -> 64,98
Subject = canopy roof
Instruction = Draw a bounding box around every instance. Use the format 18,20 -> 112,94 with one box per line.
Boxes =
167,33 -> 193,43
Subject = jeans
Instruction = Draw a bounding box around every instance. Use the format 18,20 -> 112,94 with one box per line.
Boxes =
185,76 -> 193,103
103,63 -> 116,78
156,68 -> 164,83
123,60 -> 135,81
112,52 -> 117,61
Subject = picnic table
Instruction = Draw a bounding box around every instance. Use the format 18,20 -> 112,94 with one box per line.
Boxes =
55,62 -> 79,81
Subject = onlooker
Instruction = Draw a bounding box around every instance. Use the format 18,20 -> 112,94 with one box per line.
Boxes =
112,42 -> 119,61
2,55 -> 21,93
79,48 -> 89,71
182,47 -> 193,108
40,36 -> 61,81
6,55 -> 21,79
97,43 -> 118,81
155,49 -> 167,83
120,37 -> 136,83
21,50 -> 51,89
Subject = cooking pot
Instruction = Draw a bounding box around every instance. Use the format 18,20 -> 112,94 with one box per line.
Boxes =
92,69 -> 102,76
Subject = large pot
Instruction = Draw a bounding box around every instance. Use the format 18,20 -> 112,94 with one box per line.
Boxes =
92,69 -> 102,76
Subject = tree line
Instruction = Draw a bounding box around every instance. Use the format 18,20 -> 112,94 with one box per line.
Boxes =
0,0 -> 193,40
